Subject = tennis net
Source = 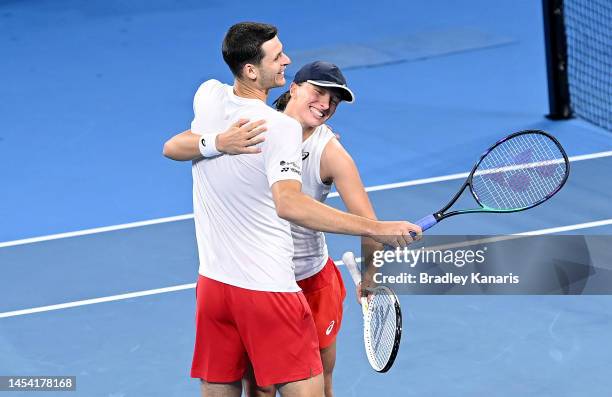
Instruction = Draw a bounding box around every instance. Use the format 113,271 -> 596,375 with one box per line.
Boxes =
543,0 -> 612,131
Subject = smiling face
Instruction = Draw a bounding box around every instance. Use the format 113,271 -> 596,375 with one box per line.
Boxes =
285,82 -> 342,129
250,36 -> 291,90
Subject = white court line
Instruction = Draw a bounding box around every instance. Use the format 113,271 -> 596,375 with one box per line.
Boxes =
344,219 -> 612,262
1,150 -> 611,250
330,150 -> 612,196
514,218 -> 612,236
1,218 -> 611,319
0,284 -> 196,319
0,214 -> 194,249
472,158 -> 564,175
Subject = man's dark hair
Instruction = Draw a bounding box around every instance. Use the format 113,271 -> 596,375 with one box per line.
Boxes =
222,22 -> 278,77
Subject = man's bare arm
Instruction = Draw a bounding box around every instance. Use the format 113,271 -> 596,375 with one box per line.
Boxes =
271,180 -> 421,248
162,130 -> 201,161
162,119 -> 266,161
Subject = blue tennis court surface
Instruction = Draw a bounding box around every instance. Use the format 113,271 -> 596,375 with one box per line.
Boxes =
1,0 -> 611,396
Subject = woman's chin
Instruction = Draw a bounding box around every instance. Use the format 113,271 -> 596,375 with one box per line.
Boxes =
304,117 -> 325,128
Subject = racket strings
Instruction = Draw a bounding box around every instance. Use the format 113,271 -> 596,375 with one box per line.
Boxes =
366,290 -> 398,370
487,141 -> 554,208
471,133 -> 567,210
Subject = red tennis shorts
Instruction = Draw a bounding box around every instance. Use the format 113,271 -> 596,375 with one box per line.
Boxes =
297,257 -> 347,349
191,276 -> 322,387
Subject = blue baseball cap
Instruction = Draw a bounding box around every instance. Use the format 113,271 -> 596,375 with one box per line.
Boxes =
293,61 -> 355,103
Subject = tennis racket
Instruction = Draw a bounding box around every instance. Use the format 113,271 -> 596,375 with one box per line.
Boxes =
342,251 -> 402,373
413,130 -> 569,232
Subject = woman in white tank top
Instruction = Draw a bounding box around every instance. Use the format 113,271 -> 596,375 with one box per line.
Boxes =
258,61 -> 382,397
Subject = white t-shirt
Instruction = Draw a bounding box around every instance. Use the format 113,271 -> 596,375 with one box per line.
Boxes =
190,79 -> 303,292
292,125 -> 335,280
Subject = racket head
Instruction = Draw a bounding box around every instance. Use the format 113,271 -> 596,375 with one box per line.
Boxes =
363,286 -> 402,372
468,130 -> 569,213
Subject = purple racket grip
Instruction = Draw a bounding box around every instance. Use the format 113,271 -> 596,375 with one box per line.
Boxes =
416,214 -> 437,231
408,214 -> 437,238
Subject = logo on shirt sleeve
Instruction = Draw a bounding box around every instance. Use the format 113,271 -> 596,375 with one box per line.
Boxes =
280,160 -> 301,175
302,151 -> 310,160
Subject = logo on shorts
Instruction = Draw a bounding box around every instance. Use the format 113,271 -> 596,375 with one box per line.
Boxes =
325,320 -> 335,335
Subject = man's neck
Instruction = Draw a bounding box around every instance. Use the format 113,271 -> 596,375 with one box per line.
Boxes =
233,78 -> 268,102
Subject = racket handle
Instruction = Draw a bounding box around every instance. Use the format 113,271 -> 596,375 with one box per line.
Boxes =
409,214 -> 438,237
416,214 -> 437,231
342,251 -> 361,286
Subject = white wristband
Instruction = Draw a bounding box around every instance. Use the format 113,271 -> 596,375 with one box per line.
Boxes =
198,133 -> 222,157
